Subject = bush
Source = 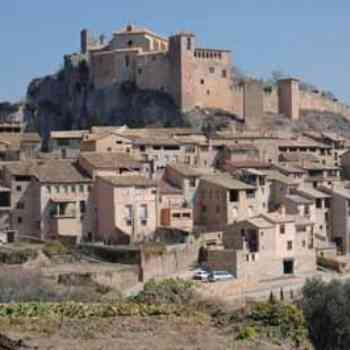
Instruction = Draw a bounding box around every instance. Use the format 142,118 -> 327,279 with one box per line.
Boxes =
42,241 -> 70,257
236,326 -> 257,341
132,278 -> 195,305
249,301 -> 307,346
302,278 -> 350,350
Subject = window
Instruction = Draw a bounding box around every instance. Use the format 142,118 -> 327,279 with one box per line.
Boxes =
126,205 -> 133,225
80,201 -> 86,214
107,147 -> 112,152
222,69 -> 227,78
189,177 -> 196,187
229,190 -> 239,202
287,241 -> 293,250
79,185 -> 84,193
206,90 -> 210,95
247,190 -> 255,200
55,185 -> 60,193
182,213 -> 191,218
280,224 -> 285,234
140,205 -> 148,219
16,185 -> 22,192
63,185 -> 69,193
140,145 -> 146,152
200,79 -> 205,85
138,68 -> 143,75
325,198 -> 330,208
187,37 -> 191,50
172,213 -> 181,219
16,202 -> 25,210
302,240 -> 306,248
128,40 -> 133,47
87,185 -> 92,193
71,185 -> 76,193
216,206 -> 220,214
241,229 -> 245,238
17,217 -> 23,224
209,67 -> 215,74
125,55 -> 130,67
316,199 -> 322,209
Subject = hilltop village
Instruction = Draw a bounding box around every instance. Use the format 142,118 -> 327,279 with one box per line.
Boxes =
2,25 -> 350,297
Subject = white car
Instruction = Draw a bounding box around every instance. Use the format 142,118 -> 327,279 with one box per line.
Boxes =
193,269 -> 210,281
208,271 -> 234,282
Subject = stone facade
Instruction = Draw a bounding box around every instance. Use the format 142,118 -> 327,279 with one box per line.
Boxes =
73,24 -> 350,122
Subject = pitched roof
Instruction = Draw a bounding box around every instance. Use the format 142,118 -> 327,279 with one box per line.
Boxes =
168,162 -> 207,177
4,160 -> 91,183
80,152 -> 142,169
98,175 -> 156,188
285,195 -> 313,205
50,130 -> 88,139
201,174 -> 255,190
296,186 -> 330,199
245,216 -> 275,229
35,160 -> 91,183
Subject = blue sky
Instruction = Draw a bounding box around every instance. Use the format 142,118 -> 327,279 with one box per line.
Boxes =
1,0 -> 349,102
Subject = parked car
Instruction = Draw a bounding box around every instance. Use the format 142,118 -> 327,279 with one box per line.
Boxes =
193,269 -> 210,281
208,271 -> 233,282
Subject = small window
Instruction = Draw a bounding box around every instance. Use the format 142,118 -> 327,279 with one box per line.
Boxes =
187,37 -> 192,50
280,224 -> 285,234
63,185 -> 69,193
222,69 -> 227,78
71,185 -> 76,193
206,90 -> 210,95
200,79 -> 205,85
287,241 -> 293,250
55,185 -> 60,193
80,201 -> 86,214
16,185 -> 22,192
138,68 -> 143,75
209,67 -> 215,74
79,185 -> 84,193
128,40 -> 133,47
16,202 -> 25,210
17,217 -> 23,224
107,147 -> 112,152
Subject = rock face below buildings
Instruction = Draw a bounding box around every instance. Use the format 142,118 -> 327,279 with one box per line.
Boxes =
23,72 -> 240,147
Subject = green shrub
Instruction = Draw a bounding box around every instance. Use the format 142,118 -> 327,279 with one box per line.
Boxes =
249,301 -> 307,346
42,241 -> 70,257
236,326 -> 257,340
132,278 -> 195,305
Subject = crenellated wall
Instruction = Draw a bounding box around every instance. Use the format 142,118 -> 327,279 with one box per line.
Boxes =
299,90 -> 350,119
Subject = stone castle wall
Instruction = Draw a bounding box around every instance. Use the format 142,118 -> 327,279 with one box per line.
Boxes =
299,90 -> 350,118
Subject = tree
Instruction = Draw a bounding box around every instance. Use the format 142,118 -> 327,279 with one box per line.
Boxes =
302,278 -> 350,350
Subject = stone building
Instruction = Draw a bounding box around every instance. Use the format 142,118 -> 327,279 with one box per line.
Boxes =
2,160 -> 94,242
208,210 -> 316,280
71,24 -> 350,123
194,174 -> 258,228
95,175 -> 157,244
